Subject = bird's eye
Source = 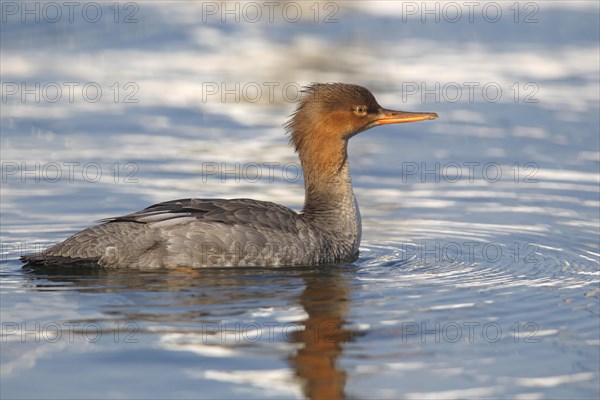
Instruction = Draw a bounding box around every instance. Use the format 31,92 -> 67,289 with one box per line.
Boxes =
354,105 -> 367,115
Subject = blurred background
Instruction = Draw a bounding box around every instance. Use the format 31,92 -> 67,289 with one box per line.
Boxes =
1,1 -> 599,399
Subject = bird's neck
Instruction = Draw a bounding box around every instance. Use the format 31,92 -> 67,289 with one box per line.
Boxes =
299,141 -> 362,253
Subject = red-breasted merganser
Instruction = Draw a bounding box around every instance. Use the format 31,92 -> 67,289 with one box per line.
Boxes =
22,83 -> 438,268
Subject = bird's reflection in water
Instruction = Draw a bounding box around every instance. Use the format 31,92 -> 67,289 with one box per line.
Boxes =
289,270 -> 355,400
24,265 -> 356,399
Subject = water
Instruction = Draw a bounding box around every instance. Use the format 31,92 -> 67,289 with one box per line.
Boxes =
1,1 -> 599,399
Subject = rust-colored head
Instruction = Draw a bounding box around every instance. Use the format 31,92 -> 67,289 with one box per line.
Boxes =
286,83 -> 438,179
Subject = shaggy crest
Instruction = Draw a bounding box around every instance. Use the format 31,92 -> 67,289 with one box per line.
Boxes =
285,83 -> 381,154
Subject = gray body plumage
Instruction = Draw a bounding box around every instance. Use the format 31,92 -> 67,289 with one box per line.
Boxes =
23,166 -> 361,268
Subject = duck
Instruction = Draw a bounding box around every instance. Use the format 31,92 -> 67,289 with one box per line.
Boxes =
22,83 -> 438,268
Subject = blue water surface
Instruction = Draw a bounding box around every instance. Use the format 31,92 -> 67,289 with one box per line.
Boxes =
1,2 -> 599,399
